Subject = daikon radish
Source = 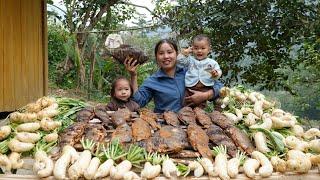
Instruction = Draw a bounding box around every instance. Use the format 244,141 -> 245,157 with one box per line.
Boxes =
254,132 -> 271,153
8,138 -> 34,152
33,143 -> 54,178
25,102 -> 42,113
271,116 -> 295,129
9,112 -> 38,123
84,157 -> 100,179
198,157 -> 217,176
286,150 -> 312,173
250,116 -> 272,130
0,154 -> 12,173
309,139 -> 320,153
291,125 -> 304,137
243,158 -> 260,178
110,160 -> 132,179
223,112 -> 239,123
162,156 -> 179,178
16,122 -> 40,132
240,107 -> 252,115
227,151 -> 246,178
272,109 -> 285,117
53,145 -> 77,179
303,128 -> 320,140
188,160 -> 204,177
270,156 -> 286,173
16,132 -> 41,143
244,113 -> 259,126
123,171 -> 140,180
44,132 -> 58,143
285,136 -> 309,152
235,108 -> 243,121
248,92 -> 258,103
219,87 -> 230,97
262,99 -> 275,109
0,126 -> 11,140
68,138 -> 95,179
212,145 -> 229,180
36,96 -> 56,108
94,159 -> 114,179
141,152 -> 163,179
40,117 -> 62,131
251,151 -> 273,177
253,100 -> 264,118
8,152 -> 23,169
306,153 -> 320,165
221,97 -> 230,108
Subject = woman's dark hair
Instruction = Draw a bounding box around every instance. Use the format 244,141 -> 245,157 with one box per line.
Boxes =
110,76 -> 133,99
192,34 -> 211,46
154,39 -> 178,56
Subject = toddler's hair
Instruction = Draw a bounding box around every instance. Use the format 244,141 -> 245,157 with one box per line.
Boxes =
110,76 -> 133,99
192,34 -> 211,46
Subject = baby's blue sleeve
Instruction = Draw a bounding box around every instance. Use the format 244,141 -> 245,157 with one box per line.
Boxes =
177,54 -> 190,68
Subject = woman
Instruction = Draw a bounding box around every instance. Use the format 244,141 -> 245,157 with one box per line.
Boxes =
124,39 -> 223,113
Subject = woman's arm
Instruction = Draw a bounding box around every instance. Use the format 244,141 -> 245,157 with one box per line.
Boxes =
185,80 -> 224,106
124,58 -> 139,93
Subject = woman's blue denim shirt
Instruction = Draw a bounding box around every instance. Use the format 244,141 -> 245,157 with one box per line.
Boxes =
133,66 -> 223,113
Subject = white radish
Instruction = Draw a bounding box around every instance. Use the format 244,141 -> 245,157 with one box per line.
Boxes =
286,150 -> 312,173
36,96 -> 56,108
16,132 -> 41,143
8,138 -> 34,152
303,128 -> 320,140
188,160 -> 204,177
272,109 -> 285,117
141,161 -> 161,179
40,117 -> 62,131
110,160 -> 132,179
223,112 -> 239,123
227,151 -> 246,178
262,99 -> 275,109
248,92 -> 258,103
212,145 -> 229,180
8,152 -> 23,169
16,122 -> 40,132
309,139 -> 320,153
53,145 -> 77,179
271,116 -> 295,129
0,125 -> 11,140
235,108 -> 243,121
291,125 -> 304,137
123,171 -> 140,180
84,157 -> 100,179
285,136 -> 309,152
37,109 -> 59,119
243,158 -> 260,178
162,158 -> 178,178
251,151 -> 273,177
44,132 -> 59,143
270,156 -> 286,173
26,102 -> 42,113
10,112 -> 38,123
240,107 -> 252,115
250,117 -> 272,130
253,100 -> 264,118
244,113 -> 258,126
94,159 -> 114,179
254,132 -> 271,153
219,87 -> 230,97
68,152 -> 92,179
198,157 -> 217,176
34,150 -> 54,178
0,154 -> 12,173
221,97 -> 230,108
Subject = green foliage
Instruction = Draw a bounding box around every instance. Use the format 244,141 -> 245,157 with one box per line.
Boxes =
48,24 -> 68,83
153,0 -> 320,89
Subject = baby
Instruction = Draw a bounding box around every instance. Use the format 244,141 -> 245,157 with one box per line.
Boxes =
106,77 -> 140,112
177,34 -> 222,108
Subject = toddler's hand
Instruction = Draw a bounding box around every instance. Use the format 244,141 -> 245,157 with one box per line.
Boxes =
181,47 -> 192,56
211,69 -> 219,78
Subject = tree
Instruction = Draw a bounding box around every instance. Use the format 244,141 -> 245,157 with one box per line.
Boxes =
153,0 -> 320,89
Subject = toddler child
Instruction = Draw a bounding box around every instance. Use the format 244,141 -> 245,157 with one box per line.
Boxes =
177,34 -> 222,108
106,77 -> 140,112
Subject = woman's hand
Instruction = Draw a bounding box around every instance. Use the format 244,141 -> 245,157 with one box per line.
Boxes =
124,57 -> 138,76
185,89 -> 214,106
